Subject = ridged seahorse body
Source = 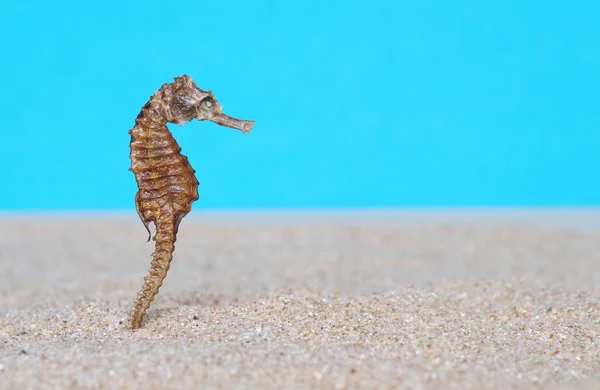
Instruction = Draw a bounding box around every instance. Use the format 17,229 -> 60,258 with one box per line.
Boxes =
127,75 -> 255,329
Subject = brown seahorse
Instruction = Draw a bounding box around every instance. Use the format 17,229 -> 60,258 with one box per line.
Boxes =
127,75 -> 255,329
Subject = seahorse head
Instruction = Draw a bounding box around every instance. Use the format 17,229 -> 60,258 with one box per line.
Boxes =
167,75 -> 255,134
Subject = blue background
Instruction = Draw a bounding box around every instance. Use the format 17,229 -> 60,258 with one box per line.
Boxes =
1,0 -> 598,211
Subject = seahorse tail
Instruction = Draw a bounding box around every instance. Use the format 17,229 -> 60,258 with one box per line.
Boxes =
128,215 -> 177,329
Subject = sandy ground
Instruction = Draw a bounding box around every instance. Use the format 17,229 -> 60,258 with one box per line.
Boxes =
0,210 -> 599,389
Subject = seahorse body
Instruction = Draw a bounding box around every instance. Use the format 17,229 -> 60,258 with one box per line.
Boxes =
127,75 -> 254,329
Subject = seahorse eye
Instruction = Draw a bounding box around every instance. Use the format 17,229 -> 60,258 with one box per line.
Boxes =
201,97 -> 214,109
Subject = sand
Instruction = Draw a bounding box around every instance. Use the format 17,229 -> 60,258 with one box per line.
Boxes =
0,210 -> 598,389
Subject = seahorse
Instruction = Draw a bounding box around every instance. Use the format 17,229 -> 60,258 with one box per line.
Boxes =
127,75 -> 255,329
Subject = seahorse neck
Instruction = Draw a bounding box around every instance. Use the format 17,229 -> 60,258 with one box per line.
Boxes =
133,99 -> 170,130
